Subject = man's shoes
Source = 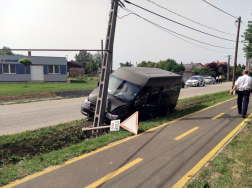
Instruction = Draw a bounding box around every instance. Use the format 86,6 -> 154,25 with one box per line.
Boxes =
238,111 -> 241,114
242,115 -> 246,118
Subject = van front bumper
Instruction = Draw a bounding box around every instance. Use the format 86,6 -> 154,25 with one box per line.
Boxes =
80,102 -> 95,117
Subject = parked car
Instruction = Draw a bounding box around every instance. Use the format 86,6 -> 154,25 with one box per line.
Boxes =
204,76 -> 215,84
80,67 -> 182,122
186,76 -> 205,87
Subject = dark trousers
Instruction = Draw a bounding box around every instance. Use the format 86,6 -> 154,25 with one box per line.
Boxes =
237,90 -> 250,116
219,79 -> 222,84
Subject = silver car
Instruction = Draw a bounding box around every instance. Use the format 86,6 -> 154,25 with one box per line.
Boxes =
204,77 -> 215,84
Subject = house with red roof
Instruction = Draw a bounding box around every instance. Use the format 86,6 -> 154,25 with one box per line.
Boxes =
204,61 -> 227,67
181,62 -> 204,71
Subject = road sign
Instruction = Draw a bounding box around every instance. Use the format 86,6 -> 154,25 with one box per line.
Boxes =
120,112 -> 138,135
110,120 -> 120,131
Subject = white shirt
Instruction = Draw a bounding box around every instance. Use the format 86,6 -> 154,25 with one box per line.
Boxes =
235,74 -> 252,90
216,77 -> 218,79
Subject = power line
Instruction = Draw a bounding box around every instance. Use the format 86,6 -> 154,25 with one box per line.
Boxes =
146,0 -> 235,36
202,0 -> 237,19
124,0 -> 236,42
238,51 -> 244,57
122,7 -> 234,53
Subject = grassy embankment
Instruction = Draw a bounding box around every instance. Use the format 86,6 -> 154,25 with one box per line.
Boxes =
0,80 -> 97,97
186,121 -> 252,188
0,90 -> 238,186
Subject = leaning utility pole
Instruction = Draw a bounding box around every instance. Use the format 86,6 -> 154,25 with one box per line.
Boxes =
232,17 -> 241,87
227,55 -> 231,81
92,0 -> 121,135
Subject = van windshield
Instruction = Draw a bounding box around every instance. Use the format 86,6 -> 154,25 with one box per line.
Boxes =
108,75 -> 142,102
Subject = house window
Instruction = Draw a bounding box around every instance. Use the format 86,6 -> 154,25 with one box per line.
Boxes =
48,65 -> 60,74
2,64 -> 16,74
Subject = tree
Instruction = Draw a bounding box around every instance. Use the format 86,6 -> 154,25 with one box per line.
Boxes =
205,62 -> 218,74
137,61 -> 155,67
18,58 -> 32,87
74,51 -> 92,70
192,68 -> 201,75
137,61 -> 148,67
208,71 -> 216,77
218,67 -> 224,75
120,61 -> 133,67
0,46 -> 15,55
93,52 -> 102,70
86,59 -> 99,75
242,20 -> 252,62
0,46 -> 23,55
171,64 -> 185,72
200,66 -> 210,76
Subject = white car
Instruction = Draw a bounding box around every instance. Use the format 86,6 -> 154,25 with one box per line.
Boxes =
186,76 -> 205,87
204,77 -> 215,84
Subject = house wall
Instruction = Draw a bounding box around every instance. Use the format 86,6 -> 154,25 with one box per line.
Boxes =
0,55 -> 67,82
195,64 -> 203,69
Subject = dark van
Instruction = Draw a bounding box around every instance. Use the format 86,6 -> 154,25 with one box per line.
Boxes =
81,67 -> 182,122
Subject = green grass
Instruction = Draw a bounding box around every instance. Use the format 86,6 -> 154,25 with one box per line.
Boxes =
186,120 -> 252,188
0,80 -> 97,97
0,90 -> 237,186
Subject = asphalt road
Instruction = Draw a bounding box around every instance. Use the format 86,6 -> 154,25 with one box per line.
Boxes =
0,82 -> 232,136
8,95 -> 251,188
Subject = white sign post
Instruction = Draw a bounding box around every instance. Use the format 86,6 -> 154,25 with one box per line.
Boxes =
110,120 -> 120,132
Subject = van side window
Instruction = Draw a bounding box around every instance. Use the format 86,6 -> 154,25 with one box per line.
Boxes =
137,92 -> 149,103
149,90 -> 160,105
162,85 -> 180,98
136,87 -> 151,104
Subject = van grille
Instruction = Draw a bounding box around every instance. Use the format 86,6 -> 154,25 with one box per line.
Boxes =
90,103 -> 96,111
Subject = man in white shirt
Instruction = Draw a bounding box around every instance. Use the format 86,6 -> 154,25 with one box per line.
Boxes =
230,70 -> 252,118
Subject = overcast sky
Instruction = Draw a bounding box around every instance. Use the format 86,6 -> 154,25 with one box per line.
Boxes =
0,0 -> 251,69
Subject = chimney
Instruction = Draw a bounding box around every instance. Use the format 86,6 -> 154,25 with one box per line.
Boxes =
181,62 -> 182,64
217,61 -> 219,63
191,61 -> 193,64
28,51 -> 31,56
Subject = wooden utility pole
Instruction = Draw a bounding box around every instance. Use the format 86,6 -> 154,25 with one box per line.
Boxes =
227,55 -> 231,81
232,17 -> 241,87
92,0 -> 121,136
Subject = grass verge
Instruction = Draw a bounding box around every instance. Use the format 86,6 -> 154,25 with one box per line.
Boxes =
0,90 -> 236,186
186,120 -> 252,188
0,80 -> 97,97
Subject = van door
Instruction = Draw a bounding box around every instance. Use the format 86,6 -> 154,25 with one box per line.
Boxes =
136,87 -> 162,116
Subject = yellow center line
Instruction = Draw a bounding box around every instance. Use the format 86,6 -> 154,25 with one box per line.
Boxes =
174,127 -> 199,140
231,105 -> 237,109
85,158 -> 143,188
212,113 -> 225,120
172,113 -> 252,188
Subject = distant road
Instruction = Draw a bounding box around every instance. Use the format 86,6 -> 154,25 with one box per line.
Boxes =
179,82 -> 231,99
0,82 -> 231,136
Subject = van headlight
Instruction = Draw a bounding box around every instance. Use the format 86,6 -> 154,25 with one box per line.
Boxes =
84,99 -> 90,107
106,113 -> 119,120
